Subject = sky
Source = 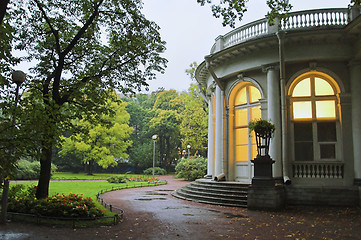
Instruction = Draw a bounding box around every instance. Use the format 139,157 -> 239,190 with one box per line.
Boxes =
141,0 -> 351,93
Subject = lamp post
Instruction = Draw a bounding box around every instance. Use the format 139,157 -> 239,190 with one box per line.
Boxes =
152,134 -> 158,178
0,70 -> 26,224
187,145 -> 191,158
182,150 -> 186,158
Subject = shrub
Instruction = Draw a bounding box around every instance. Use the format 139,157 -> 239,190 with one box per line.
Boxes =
14,160 -> 58,180
7,185 -> 104,218
143,167 -> 167,176
107,176 -> 127,183
175,157 -> 207,181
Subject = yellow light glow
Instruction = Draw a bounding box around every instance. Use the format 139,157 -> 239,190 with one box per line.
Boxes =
236,145 -> 248,162
292,78 -> 311,97
235,87 -> 247,105
293,101 -> 312,119
250,86 -> 261,103
235,109 -> 248,126
250,106 -> 261,121
315,78 -> 334,96
235,128 -> 248,145
316,100 -> 336,119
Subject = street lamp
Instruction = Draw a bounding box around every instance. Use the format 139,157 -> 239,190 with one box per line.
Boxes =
152,134 -> 158,178
187,144 -> 191,158
182,150 -> 186,158
1,70 -> 26,224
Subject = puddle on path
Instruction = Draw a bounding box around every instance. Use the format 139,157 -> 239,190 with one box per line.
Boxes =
135,198 -> 167,201
224,212 -> 248,219
1,233 -> 30,240
145,191 -> 168,196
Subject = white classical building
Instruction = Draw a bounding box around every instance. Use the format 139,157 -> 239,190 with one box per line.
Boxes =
196,7 -> 361,205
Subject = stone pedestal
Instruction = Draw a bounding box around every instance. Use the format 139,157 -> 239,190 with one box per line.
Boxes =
251,155 -> 275,187
247,185 -> 285,210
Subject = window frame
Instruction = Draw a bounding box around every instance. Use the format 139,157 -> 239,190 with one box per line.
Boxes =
289,73 -> 341,162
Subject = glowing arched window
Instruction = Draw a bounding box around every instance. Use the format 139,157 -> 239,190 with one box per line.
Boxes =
234,84 -> 261,162
289,72 -> 340,162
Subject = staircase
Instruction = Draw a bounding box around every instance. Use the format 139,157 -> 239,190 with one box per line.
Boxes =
172,179 -> 250,208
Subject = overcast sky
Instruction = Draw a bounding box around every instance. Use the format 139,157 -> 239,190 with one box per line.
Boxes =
141,0 -> 351,93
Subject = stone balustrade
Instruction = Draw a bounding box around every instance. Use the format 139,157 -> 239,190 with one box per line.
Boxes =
211,8 -> 351,53
292,162 -> 344,179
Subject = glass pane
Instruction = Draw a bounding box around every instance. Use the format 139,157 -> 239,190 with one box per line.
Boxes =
292,78 -> 311,97
250,106 -> 261,121
249,86 -> 261,103
315,78 -> 334,96
236,145 -> 248,162
294,123 -> 313,141
235,128 -> 248,145
235,87 -> 247,105
293,101 -> 312,119
235,109 -> 248,126
320,144 -> 336,159
251,144 -> 257,159
294,142 -> 313,161
318,122 -> 336,142
316,101 -> 336,119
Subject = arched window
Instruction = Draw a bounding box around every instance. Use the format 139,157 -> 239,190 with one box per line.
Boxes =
234,84 -> 261,162
289,72 -> 340,162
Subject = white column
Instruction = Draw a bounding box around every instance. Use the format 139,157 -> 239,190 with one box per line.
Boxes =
214,85 -> 224,177
266,66 -> 282,179
206,95 -> 214,178
350,61 -> 361,183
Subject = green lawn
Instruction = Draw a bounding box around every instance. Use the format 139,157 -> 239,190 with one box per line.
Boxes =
51,172 -> 151,180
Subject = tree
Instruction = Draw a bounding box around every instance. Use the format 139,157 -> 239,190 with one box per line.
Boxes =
178,85 -> 208,156
149,109 -> 181,170
59,94 -> 132,175
5,0 -> 167,199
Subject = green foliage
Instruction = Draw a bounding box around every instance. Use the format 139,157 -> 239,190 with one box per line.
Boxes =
107,176 -> 127,183
175,157 -> 207,181
143,167 -> 167,176
14,160 -> 58,180
58,93 -> 133,173
7,184 -> 104,218
248,119 -> 276,138
197,0 -> 295,27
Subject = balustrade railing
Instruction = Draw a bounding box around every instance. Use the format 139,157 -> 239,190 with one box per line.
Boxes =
292,162 -> 344,179
211,8 -> 350,53
282,8 -> 349,30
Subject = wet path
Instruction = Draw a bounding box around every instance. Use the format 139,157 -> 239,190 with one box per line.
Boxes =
101,175 -> 249,240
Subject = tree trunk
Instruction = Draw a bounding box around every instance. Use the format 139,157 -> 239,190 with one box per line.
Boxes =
0,0 -> 10,26
88,160 -> 94,175
0,179 -> 10,224
36,141 -> 53,199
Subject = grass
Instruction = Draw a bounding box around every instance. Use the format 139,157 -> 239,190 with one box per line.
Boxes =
51,172 -> 153,180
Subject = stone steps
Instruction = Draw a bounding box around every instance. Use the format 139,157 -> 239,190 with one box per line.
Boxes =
172,179 -> 250,208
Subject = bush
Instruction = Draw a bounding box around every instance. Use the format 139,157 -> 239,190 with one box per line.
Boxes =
175,157 -> 207,181
7,185 -> 104,218
143,167 -> 167,176
107,176 -> 127,183
14,160 -> 58,180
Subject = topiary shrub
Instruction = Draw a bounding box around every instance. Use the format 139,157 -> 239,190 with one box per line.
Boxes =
143,167 -> 167,176
14,160 -> 57,180
107,176 -> 127,183
175,157 -> 207,181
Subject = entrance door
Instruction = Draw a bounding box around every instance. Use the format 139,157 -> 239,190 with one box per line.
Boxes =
233,84 -> 261,182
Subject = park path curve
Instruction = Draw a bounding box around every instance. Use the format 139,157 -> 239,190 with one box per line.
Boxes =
1,175 -> 360,239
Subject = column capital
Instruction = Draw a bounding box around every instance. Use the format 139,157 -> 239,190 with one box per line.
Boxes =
262,64 -> 279,73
